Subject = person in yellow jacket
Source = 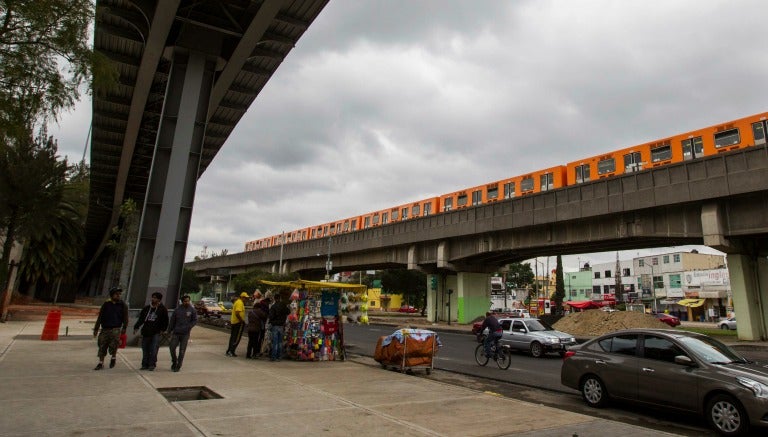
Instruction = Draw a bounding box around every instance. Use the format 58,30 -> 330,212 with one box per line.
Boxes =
226,292 -> 248,357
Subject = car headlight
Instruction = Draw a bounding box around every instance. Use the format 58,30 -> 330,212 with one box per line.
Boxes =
544,337 -> 558,344
737,377 -> 768,399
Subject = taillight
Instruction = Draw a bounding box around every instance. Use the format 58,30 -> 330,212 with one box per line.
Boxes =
562,351 -> 576,360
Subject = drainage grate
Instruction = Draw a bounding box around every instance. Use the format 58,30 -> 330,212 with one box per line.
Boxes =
157,386 -> 223,402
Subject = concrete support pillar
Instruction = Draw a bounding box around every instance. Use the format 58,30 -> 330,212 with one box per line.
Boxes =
727,254 -> 768,340
129,49 -> 216,309
455,272 -> 491,324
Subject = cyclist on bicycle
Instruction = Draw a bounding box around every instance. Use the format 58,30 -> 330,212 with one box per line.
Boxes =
481,311 -> 503,357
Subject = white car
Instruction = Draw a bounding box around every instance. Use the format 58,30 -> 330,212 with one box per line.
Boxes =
508,308 -> 531,318
718,317 -> 737,330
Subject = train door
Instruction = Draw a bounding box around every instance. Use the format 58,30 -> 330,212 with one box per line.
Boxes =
681,136 -> 703,160
623,152 -> 642,172
753,120 -> 767,145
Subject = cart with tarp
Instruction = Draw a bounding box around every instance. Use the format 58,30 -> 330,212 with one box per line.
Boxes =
257,279 -> 367,361
374,328 -> 441,374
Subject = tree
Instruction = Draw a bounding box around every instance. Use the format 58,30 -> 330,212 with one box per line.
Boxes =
180,268 -> 201,296
380,269 -> 427,313
506,262 -> 534,305
0,1 -> 114,137
231,269 -> 298,295
553,255 -> 566,314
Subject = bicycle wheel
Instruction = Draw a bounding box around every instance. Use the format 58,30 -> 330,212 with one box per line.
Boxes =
496,348 -> 512,370
474,344 -> 489,366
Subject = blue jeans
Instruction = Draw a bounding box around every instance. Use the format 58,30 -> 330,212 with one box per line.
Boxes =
484,332 -> 502,357
169,333 -> 190,368
270,325 -> 284,360
140,333 -> 160,368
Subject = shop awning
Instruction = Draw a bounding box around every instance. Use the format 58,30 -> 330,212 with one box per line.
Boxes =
566,300 -> 601,309
258,279 -> 367,291
677,298 -> 706,307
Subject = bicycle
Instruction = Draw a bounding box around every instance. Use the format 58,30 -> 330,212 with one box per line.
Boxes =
474,339 -> 512,369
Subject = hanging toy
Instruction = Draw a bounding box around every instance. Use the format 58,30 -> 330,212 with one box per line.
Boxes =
360,293 -> 368,302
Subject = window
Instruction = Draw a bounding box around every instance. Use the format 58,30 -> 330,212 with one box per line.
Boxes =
472,190 -> 482,205
593,286 -> 601,294
638,259 -> 645,267
714,128 -> 740,148
603,285 -> 610,293
501,320 -> 512,330
391,210 -> 399,221
370,301 -> 376,307
624,152 -> 642,172
329,224 -> 336,234
594,271 -> 601,279
363,217 -> 370,229
653,275 -> 663,289
623,268 -> 630,276
512,320 -> 525,331
503,182 -> 516,198
381,212 -> 388,224
597,158 -> 615,175
540,173 -> 554,191
598,334 -> 637,356
652,257 -> 658,266
443,197 -> 453,211
520,177 -> 534,192
343,222 -> 350,231
682,136 -> 703,160
651,145 -> 672,162
401,208 -> 408,220
457,194 -> 467,207
673,254 -> 680,262
412,204 -> 420,216
753,121 -> 767,145
424,202 -> 432,215
605,270 -> 611,278
643,335 -> 686,363
372,214 -> 380,225
570,290 -> 577,297
669,274 -> 681,288
323,225 -> 329,235
575,164 -> 590,183
487,185 -> 499,200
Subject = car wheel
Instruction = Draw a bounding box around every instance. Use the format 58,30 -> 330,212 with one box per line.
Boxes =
720,324 -> 729,330
581,375 -> 608,408
530,342 -> 543,358
706,394 -> 749,436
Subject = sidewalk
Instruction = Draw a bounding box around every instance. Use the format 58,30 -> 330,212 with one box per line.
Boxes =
0,317 -> 684,437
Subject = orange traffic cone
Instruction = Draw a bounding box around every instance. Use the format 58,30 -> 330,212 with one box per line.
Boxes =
40,309 -> 62,341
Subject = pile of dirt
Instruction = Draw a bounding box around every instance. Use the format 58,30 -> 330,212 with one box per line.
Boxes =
552,309 -> 668,337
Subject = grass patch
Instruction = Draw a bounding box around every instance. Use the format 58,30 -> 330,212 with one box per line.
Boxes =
679,326 -> 737,337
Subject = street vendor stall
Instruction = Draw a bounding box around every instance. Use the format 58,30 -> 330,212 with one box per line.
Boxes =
258,279 -> 367,361
374,328 -> 441,374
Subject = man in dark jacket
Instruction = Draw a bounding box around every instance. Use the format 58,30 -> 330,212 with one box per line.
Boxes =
168,295 -> 197,372
481,312 -> 503,358
268,293 -> 291,361
133,292 -> 169,371
93,287 -> 129,370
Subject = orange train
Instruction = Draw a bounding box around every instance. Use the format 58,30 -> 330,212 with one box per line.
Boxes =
244,111 -> 768,252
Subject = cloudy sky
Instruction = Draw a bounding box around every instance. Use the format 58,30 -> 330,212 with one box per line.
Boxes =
51,0 -> 768,271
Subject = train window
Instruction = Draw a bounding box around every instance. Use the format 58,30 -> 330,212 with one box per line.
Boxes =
323,226 -> 329,236
372,214 -> 380,225
681,137 -> 703,160
753,121 -> 767,145
343,221 -> 350,232
503,182 -> 515,198
575,164 -> 590,183
457,193 -> 468,207
520,177 -> 534,192
392,209 -> 399,220
351,220 -> 357,231
364,217 -> 370,229
714,128 -> 740,148
424,202 -> 432,215
382,212 -> 389,224
597,158 -> 615,175
472,190 -> 482,205
329,224 -> 336,235
311,229 -> 316,238
651,145 -> 672,162
412,204 -> 421,216
623,152 -> 642,172
488,185 -> 498,200
540,173 -> 554,191
302,230 -> 307,240
443,197 -> 453,211
401,207 -> 408,219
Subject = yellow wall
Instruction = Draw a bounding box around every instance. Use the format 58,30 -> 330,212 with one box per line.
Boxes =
366,288 -> 403,311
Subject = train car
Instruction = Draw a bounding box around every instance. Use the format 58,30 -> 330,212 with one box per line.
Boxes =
360,197 -> 440,229
441,180 -> 504,212
498,165 -> 567,197
567,111 -> 768,185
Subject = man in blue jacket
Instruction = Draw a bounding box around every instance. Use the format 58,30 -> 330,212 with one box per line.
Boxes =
168,295 -> 197,372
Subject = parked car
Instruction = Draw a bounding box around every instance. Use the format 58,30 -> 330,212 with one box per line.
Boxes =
398,305 -> 419,313
491,318 -> 576,358
218,300 -> 233,315
195,300 -> 221,318
719,317 -> 737,330
600,306 -> 618,313
654,312 -> 681,327
561,329 -> 768,436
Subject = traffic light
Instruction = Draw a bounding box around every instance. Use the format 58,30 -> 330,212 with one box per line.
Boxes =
430,276 -> 438,290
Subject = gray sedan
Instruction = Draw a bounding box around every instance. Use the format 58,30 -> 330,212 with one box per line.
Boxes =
561,329 -> 768,436
498,318 -> 576,358
719,317 -> 737,330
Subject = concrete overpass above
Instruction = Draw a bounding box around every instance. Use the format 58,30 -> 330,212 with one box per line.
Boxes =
82,0 -> 330,307
186,145 -> 768,339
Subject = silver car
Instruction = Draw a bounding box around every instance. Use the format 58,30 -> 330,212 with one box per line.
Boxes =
561,329 -> 768,436
498,318 -> 576,358
719,317 -> 737,331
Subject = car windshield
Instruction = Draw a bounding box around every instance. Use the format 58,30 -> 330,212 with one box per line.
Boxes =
221,301 -> 233,309
678,335 -> 747,364
524,320 -> 550,332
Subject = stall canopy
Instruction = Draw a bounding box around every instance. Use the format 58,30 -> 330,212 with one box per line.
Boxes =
258,279 -> 367,291
677,298 -> 706,307
566,300 -> 602,309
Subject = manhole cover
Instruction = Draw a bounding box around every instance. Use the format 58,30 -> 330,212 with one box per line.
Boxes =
157,386 -> 223,402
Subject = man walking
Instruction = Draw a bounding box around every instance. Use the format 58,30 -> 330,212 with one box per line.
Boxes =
93,287 -> 129,370
133,292 -> 169,371
168,295 -> 197,372
268,293 -> 291,361
226,292 -> 248,357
